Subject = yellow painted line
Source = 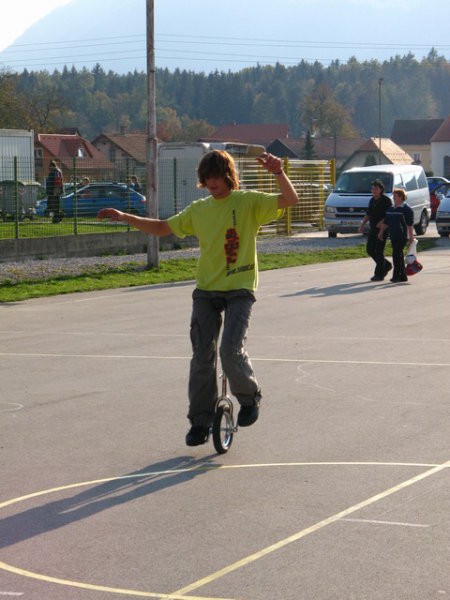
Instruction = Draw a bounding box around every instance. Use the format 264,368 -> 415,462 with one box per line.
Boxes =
0,461 -> 447,598
172,460 -> 450,596
0,562 -> 231,600
0,469 -> 215,510
0,461 -> 438,511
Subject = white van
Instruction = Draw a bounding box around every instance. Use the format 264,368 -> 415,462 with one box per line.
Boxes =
324,164 -> 431,238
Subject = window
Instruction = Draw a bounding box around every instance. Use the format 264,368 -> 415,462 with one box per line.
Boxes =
444,155 -> 450,178
401,172 -> 418,192
334,171 -> 393,193
417,170 -> 427,189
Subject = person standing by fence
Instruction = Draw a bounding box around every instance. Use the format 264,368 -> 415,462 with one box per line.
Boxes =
46,160 -> 64,223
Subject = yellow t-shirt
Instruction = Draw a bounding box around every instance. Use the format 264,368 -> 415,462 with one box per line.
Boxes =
167,189 -> 282,291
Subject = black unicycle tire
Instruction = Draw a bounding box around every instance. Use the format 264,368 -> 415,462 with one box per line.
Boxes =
212,405 -> 233,454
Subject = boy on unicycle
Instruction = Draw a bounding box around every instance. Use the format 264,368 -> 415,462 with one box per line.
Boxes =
98,151 -> 298,446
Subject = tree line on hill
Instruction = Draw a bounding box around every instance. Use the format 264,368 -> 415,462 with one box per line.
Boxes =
0,49 -> 449,141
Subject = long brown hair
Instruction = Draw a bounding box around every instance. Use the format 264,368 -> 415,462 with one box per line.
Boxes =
197,150 -> 240,190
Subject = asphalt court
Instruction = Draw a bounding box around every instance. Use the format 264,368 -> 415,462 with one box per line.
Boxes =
1,239 -> 449,599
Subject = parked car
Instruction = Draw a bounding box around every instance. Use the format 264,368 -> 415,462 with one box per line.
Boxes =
427,176 -> 450,194
35,182 -> 147,218
430,182 -> 450,219
435,186 -> 450,237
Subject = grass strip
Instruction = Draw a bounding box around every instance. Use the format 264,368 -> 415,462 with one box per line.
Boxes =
0,239 -> 437,303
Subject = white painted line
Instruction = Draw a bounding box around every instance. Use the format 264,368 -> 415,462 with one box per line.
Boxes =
0,593 -> 24,597
3,330 -> 450,343
0,403 -> 24,413
341,518 -> 430,528
1,351 -> 450,368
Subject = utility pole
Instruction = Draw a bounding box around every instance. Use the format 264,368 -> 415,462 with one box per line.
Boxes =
146,0 -> 159,268
378,78 -> 383,164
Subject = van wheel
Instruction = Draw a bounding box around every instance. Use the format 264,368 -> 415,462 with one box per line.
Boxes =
414,210 -> 429,235
328,231 -> 337,238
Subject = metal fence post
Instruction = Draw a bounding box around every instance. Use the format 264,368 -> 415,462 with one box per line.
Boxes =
173,157 -> 178,215
283,157 -> 291,235
330,158 -> 336,187
73,157 -> 78,235
14,157 -> 19,239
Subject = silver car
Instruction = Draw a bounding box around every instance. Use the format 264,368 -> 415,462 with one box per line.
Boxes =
435,188 -> 450,237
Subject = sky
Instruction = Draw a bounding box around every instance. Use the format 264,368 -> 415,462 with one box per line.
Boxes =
0,0 -> 72,53
1,0 -> 449,74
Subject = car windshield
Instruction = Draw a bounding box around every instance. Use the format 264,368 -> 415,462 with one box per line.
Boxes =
334,172 -> 393,194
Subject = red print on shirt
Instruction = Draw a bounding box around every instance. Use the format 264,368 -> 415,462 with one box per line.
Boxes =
224,228 -> 239,267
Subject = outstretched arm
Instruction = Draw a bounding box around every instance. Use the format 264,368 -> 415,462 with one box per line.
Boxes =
256,153 -> 299,208
97,208 -> 172,237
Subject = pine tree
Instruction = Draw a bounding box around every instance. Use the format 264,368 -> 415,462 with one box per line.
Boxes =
302,130 -> 317,159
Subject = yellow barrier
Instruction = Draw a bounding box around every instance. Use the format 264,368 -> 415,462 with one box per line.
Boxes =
239,157 -> 335,235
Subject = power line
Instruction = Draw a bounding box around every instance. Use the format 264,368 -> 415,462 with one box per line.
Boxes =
0,32 -> 448,71
2,31 -> 449,54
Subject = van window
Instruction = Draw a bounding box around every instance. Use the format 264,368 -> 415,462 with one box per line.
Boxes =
334,171 -> 393,193
402,172 -> 418,192
417,170 -> 427,189
393,174 -> 403,187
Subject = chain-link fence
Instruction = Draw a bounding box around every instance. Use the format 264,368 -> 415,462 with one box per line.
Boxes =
0,156 -> 334,240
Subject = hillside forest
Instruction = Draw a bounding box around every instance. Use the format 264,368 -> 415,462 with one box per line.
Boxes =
1,49 -> 449,141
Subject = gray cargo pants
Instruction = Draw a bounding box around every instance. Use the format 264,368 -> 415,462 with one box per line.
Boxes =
188,288 -> 261,427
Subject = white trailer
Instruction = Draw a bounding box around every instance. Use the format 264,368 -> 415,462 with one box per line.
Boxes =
157,141 -> 265,218
0,129 -> 35,181
0,129 -> 37,219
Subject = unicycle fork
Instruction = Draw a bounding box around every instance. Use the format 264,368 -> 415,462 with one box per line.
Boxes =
211,371 -> 238,454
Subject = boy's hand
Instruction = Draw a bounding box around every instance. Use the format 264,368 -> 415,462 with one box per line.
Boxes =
256,152 -> 283,175
97,208 -> 124,221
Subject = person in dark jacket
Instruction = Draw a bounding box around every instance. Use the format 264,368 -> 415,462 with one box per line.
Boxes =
129,175 -> 142,194
378,188 -> 414,283
46,160 -> 64,223
358,179 -> 393,281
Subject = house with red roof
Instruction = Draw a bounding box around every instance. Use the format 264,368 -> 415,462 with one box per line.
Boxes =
35,132 -> 114,184
267,137 -> 366,170
430,116 -> 450,177
200,123 -> 290,147
91,131 -> 147,173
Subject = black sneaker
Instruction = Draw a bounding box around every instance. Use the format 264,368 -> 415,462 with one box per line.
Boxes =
237,401 -> 260,427
370,275 -> 384,281
185,425 -> 209,447
384,262 -> 392,276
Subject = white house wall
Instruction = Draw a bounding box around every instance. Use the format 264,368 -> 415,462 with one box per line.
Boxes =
431,141 -> 450,177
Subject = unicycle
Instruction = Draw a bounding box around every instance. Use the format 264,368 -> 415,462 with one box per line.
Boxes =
211,371 -> 238,454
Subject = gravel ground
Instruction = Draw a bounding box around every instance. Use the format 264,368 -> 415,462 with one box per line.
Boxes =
0,234 -> 364,284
